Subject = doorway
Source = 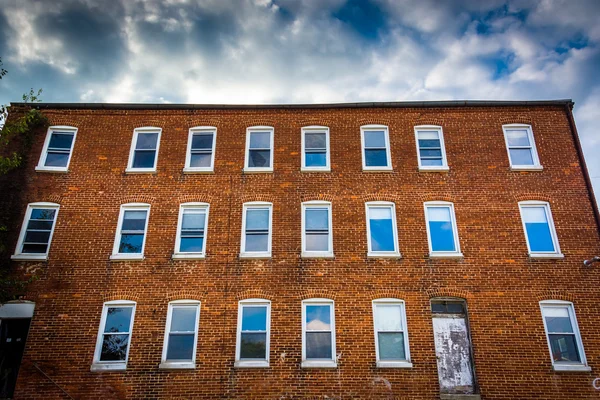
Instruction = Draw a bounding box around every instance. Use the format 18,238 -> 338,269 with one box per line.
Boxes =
0,302 -> 34,399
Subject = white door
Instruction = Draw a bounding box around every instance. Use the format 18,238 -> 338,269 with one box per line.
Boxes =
432,316 -> 475,394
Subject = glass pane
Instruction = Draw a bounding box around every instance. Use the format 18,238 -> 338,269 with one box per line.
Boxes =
48,133 -> 74,149
240,332 -> 267,359
100,334 -> 129,361
248,150 -> 271,168
190,154 -> 212,168
305,132 -> 326,149
525,222 -> 555,252
22,243 -> 48,253
431,303 -> 446,313
446,302 -> 465,314
182,212 -> 205,230
244,234 -> 268,252
135,132 -> 158,149
44,152 -> 70,167
246,209 -> 269,230
429,221 -> 456,252
171,307 -> 197,332
544,307 -> 573,333
132,150 -> 156,168
365,149 -> 388,167
417,130 -> 439,141
122,211 -> 147,231
509,148 -> 534,165
166,334 -> 194,360
191,134 -> 213,149
364,131 -> 386,147
506,129 -> 530,146
421,158 -> 443,166
180,237 -> 204,253
119,234 -> 144,253
427,207 -> 451,222
305,152 -> 327,167
375,305 -> 402,331
549,334 -> 580,363
305,305 -> 331,330
369,208 -> 395,252
31,209 -> 56,220
249,132 -> 271,148
305,233 -> 329,252
104,307 -> 133,333
419,148 -> 442,157
378,332 -> 405,360
241,306 -> 267,331
522,207 -> 547,223
306,332 -> 332,359
24,230 -> 50,243
305,209 -> 328,230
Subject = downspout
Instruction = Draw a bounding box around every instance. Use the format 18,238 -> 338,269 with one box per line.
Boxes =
564,102 -> 600,237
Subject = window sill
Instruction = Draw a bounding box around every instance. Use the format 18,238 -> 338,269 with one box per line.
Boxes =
301,252 -> 335,259
418,166 -> 449,172
529,253 -> 565,259
11,254 -> 48,261
510,165 -> 543,171
367,252 -> 402,259
182,168 -> 214,174
301,360 -> 337,369
35,166 -> 69,173
376,361 -> 413,368
239,253 -> 271,259
172,253 -> 205,260
91,363 -> 127,372
362,167 -> 393,172
552,364 -> 591,372
243,168 -> 273,174
110,254 -> 145,262
159,361 -> 196,370
125,168 -> 156,174
429,252 -> 464,260
301,167 -> 331,172
234,360 -> 269,368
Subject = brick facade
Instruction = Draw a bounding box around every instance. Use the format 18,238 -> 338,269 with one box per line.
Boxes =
5,101 -> 600,399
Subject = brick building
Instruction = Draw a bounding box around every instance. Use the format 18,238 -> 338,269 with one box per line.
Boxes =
1,100 -> 599,399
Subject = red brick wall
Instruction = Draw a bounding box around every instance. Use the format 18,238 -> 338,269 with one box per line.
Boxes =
7,104 -> 600,399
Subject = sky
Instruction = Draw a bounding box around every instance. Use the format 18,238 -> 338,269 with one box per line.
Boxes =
0,0 -> 599,203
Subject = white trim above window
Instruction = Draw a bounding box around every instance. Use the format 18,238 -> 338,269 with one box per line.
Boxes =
240,202 -> 273,258
160,300 -> 201,370
301,201 -> 334,258
35,126 -> 78,173
502,124 -> 543,171
125,127 -> 162,173
423,201 -> 463,259
539,300 -> 590,372
302,298 -> 336,368
244,126 -> 274,173
110,203 -> 150,261
12,202 -> 60,261
372,299 -> 412,368
518,201 -> 563,259
365,202 -> 401,258
235,299 -> 271,368
183,126 -> 216,173
301,126 -> 330,172
360,125 -> 392,171
91,300 -> 136,372
414,125 -> 448,172
173,203 -> 209,260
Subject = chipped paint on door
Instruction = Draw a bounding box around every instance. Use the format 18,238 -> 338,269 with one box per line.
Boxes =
433,316 -> 475,394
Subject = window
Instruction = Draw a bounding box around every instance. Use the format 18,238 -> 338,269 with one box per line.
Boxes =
240,202 -> 272,258
540,301 -> 589,372
302,299 -> 336,368
365,202 -> 400,257
302,201 -> 333,258
518,201 -> 562,258
372,299 -> 411,368
173,203 -> 209,259
235,299 -> 271,368
424,201 -> 463,258
301,126 -> 330,171
244,126 -> 274,172
12,202 -> 60,261
36,126 -> 77,172
111,203 -> 150,261
92,300 -> 136,371
184,126 -> 216,173
360,125 -> 392,171
414,125 -> 448,171
160,300 -> 200,369
502,124 -> 542,170
126,127 -> 161,173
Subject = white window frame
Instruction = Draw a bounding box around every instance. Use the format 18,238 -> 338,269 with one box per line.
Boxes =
518,201 -> 563,259
414,125 -> 448,171
240,202 -> 273,258
159,300 -> 201,369
183,126 -> 217,173
360,125 -> 392,171
35,126 -> 78,173
365,202 -> 401,258
502,124 -> 542,171
539,300 -> 590,372
125,127 -> 162,173
235,299 -> 271,368
12,202 -> 60,261
173,203 -> 209,260
244,126 -> 274,173
301,201 -> 334,258
302,298 -> 336,368
423,201 -> 463,259
91,300 -> 136,372
301,126 -> 330,172
110,203 -> 151,261
372,299 -> 412,368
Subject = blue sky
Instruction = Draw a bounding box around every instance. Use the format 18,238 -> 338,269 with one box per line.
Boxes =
0,0 -> 599,202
